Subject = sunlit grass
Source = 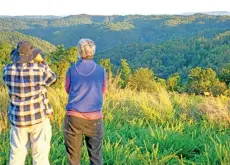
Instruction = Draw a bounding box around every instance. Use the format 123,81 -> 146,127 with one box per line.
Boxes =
1,84 -> 230,164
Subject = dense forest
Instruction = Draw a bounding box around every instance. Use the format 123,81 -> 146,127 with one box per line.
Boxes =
1,14 -> 230,95
0,31 -> 56,53
96,31 -> 230,78
0,14 -> 230,49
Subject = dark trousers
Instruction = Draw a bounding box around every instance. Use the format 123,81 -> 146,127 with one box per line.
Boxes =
63,115 -> 104,165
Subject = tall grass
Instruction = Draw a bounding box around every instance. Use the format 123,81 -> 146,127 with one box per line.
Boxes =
1,84 -> 230,164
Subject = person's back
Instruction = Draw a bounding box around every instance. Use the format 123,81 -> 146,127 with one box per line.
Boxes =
4,62 -> 56,126
3,41 -> 56,165
64,39 -> 107,165
66,60 -> 105,113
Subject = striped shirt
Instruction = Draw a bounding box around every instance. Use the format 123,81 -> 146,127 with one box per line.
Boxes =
3,62 -> 56,127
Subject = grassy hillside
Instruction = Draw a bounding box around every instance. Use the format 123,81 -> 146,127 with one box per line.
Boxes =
1,84 -> 230,164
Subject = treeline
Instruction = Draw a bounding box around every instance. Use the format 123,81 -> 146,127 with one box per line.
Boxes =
1,42 -> 228,96
98,58 -> 229,96
45,46 -> 230,96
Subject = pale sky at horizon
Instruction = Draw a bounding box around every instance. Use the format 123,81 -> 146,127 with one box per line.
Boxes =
1,0 -> 230,16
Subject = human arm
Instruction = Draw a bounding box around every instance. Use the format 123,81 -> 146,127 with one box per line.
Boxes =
65,69 -> 71,94
102,70 -> 107,95
42,62 -> 57,86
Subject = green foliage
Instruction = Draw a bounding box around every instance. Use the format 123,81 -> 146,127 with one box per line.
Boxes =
46,45 -> 77,88
104,21 -> 135,31
219,68 -> 230,85
0,42 -> 13,79
119,59 -> 131,88
187,67 -> 227,95
167,73 -> 183,92
50,15 -> 93,27
156,78 -> 167,88
187,67 -> 214,95
66,46 -> 78,64
54,61 -> 70,88
97,32 -> 230,78
99,59 -> 113,84
46,45 -> 67,63
128,68 -> 158,93
99,59 -> 113,72
219,63 -> 230,85
0,31 -> 56,53
212,81 -> 227,96
0,42 -> 12,65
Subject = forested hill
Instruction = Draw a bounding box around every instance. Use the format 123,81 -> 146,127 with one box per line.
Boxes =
1,14 -> 230,80
96,31 -> 230,78
0,31 -> 56,53
0,14 -> 230,51
1,14 -> 230,29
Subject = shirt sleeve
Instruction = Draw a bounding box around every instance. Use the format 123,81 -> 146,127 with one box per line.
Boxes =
42,62 -> 57,86
2,65 -> 9,83
2,66 -> 6,83
102,69 -> 107,95
65,69 -> 71,94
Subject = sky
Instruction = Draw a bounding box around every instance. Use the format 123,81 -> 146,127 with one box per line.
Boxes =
1,0 -> 230,16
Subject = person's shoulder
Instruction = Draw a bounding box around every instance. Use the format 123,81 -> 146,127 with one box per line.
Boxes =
5,63 -> 14,67
4,63 -> 14,71
70,64 -> 75,69
68,64 -> 75,72
96,64 -> 105,71
31,62 -> 50,70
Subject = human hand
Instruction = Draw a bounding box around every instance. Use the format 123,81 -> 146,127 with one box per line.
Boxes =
34,53 -> 44,63
47,114 -> 54,121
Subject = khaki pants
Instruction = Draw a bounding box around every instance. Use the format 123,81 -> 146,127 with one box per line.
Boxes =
9,118 -> 52,165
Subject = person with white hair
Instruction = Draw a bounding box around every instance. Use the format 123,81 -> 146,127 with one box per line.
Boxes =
63,39 -> 107,165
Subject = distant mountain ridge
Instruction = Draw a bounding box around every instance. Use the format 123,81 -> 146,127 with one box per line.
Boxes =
8,13 -> 228,50
0,13 -> 230,52
182,11 -> 230,15
1,11 -> 230,17
0,15 -> 62,19
1,13 -> 230,31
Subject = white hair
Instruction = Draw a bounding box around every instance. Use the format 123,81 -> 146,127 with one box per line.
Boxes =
78,39 -> 96,59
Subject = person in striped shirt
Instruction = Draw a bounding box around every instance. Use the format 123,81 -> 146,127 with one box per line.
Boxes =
64,39 -> 107,165
3,41 -> 56,165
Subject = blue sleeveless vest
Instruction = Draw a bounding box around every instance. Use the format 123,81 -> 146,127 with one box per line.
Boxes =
66,60 -> 105,112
